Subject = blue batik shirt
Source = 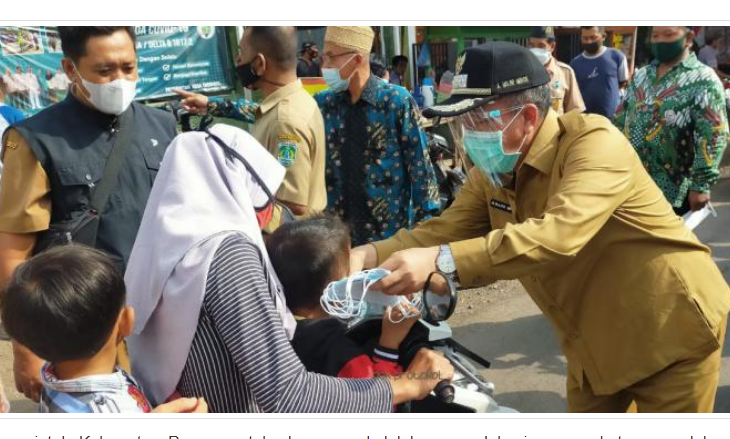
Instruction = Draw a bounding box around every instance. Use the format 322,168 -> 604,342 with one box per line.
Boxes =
207,96 -> 257,124
314,75 -> 440,245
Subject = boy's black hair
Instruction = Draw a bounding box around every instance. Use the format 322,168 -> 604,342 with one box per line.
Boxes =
267,214 -> 350,312
0,245 -> 127,363
57,27 -> 136,62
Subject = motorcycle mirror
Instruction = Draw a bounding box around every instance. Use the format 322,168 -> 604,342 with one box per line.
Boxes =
422,271 -> 458,323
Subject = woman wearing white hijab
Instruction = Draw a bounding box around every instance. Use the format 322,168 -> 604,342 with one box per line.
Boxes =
125,124 -> 451,413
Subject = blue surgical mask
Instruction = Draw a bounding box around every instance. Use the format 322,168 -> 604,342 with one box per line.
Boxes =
322,55 -> 355,92
463,108 -> 526,187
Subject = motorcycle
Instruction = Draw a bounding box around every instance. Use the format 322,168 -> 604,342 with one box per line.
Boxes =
345,272 -> 517,413
425,119 -> 467,211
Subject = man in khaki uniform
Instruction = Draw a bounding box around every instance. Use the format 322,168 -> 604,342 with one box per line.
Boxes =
351,42 -> 730,412
528,27 -> 585,115
177,26 -> 326,230
0,27 -> 179,401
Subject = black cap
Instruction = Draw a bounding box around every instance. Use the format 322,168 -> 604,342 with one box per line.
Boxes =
423,41 -> 550,118
530,26 -> 555,40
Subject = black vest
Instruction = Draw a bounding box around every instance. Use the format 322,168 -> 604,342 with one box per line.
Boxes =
14,93 -> 177,272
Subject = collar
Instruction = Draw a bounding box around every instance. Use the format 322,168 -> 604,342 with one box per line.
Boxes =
544,56 -> 558,75
651,52 -> 702,72
521,109 -> 560,175
328,75 -> 383,107
64,91 -> 122,128
258,80 -> 304,115
359,74 -> 383,106
582,46 -> 607,59
41,363 -> 132,394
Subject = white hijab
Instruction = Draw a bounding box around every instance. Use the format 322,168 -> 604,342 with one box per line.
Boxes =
125,124 -> 296,405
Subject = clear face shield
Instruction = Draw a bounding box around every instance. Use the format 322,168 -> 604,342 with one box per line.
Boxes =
448,104 -> 526,188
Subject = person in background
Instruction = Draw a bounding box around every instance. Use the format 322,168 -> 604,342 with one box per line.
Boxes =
2,68 -> 19,108
316,26 -> 440,246
48,68 -> 71,103
0,75 -> 26,134
369,54 -> 390,82
389,55 -> 408,87
698,34 -> 730,80
297,42 -> 322,77
41,70 -> 53,107
176,26 -> 327,231
528,26 -> 585,115
11,66 -> 28,110
24,66 -> 41,110
570,26 -> 630,118
614,26 -> 729,215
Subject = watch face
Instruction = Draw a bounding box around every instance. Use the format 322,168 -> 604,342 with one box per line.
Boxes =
438,255 -> 456,274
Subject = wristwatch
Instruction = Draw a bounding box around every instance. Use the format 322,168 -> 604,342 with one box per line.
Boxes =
436,244 -> 460,286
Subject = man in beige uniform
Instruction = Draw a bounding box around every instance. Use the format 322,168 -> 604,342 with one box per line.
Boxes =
352,42 -> 729,413
177,26 -> 326,230
528,26 -> 585,115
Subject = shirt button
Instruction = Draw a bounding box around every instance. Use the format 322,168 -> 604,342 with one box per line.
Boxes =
85,174 -> 93,181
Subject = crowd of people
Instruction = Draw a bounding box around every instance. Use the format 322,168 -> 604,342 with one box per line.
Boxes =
0,25 -> 728,414
0,66 -> 70,111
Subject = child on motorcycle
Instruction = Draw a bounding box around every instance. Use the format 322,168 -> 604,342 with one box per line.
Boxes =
267,214 -> 420,379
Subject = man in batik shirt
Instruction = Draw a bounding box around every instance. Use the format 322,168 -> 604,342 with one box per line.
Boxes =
615,26 -> 729,215
315,26 -> 440,245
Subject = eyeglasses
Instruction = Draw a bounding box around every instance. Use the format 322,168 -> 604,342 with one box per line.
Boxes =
320,52 -> 356,64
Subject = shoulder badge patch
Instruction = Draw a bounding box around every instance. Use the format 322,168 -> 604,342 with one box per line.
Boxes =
277,141 -> 298,167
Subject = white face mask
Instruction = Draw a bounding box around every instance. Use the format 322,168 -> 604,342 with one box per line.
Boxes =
530,47 -> 552,65
74,65 -> 137,115
320,268 -> 423,324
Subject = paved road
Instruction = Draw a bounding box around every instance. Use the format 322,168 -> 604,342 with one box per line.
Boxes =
2,179 -> 729,413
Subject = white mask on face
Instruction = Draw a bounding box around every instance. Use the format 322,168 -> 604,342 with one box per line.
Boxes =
530,48 -> 552,65
74,64 -> 137,115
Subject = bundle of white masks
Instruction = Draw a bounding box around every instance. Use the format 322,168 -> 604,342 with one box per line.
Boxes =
320,268 -> 423,324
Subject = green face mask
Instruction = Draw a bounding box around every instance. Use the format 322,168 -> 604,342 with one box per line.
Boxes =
651,36 -> 687,63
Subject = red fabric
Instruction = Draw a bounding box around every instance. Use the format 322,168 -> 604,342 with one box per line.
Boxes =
337,354 -> 403,379
256,203 -> 274,229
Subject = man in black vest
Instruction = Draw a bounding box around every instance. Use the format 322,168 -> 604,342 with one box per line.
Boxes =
0,27 -> 176,402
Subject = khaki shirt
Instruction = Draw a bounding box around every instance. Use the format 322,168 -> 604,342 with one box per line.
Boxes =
546,57 -> 585,115
374,110 -> 730,395
252,80 -> 326,220
0,128 -> 51,233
